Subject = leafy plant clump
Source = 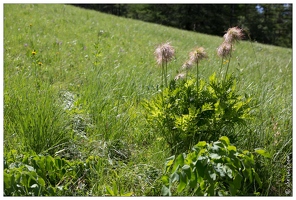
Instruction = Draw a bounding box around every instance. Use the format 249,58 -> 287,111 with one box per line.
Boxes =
4,150 -> 108,196
143,73 -> 251,154
161,136 -> 270,196
143,27 -> 251,154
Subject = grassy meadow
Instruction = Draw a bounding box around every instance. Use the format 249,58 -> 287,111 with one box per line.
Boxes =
3,4 -> 292,196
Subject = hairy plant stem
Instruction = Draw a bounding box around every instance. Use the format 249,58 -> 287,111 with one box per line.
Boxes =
160,49 -> 168,88
196,61 -> 199,98
161,63 -> 164,90
223,45 -> 233,84
160,54 -> 165,136
223,57 -> 231,84
219,57 -> 224,78
161,53 -> 165,89
165,61 -> 168,88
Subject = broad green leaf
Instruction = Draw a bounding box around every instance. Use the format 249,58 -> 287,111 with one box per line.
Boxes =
172,154 -> 184,172
213,163 -> 225,177
37,177 -> 45,187
182,164 -> 190,171
32,184 -> 42,196
219,136 -> 230,146
177,171 -> 187,193
207,182 -> 215,196
25,164 -> 35,172
161,175 -> 170,186
189,170 -> 197,188
210,172 -> 217,181
165,158 -> 175,172
182,165 -> 191,179
46,156 -> 55,171
242,168 -> 253,183
209,153 -> 221,160
20,173 -> 29,187
243,150 -> 250,155
195,159 -> 206,177
255,148 -> 271,158
14,172 -> 21,183
229,184 -> 237,196
195,141 -> 207,148
211,142 -> 224,153
161,185 -> 171,196
165,155 -> 175,167
32,157 -> 42,171
4,172 -> 12,187
185,152 -> 197,164
47,186 -> 56,195
197,149 -> 207,156
244,154 -> 255,166
227,145 -> 237,152
225,166 -> 233,179
252,168 -> 262,188
233,173 -> 243,191
205,168 -> 216,183
55,157 -> 63,169
22,154 -> 29,165
28,173 -> 38,187
228,155 -> 241,169
199,178 -> 205,190
170,172 -> 179,183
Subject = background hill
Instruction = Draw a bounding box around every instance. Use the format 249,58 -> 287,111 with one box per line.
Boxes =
73,4 -> 292,48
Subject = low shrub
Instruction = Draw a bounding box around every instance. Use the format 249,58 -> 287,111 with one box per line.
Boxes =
4,150 -> 107,196
161,136 -> 270,196
143,73 -> 251,154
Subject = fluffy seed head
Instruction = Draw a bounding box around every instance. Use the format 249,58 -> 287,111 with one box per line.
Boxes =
174,72 -> 186,80
154,42 -> 175,65
189,47 -> 208,64
223,27 -> 244,44
182,60 -> 193,70
217,42 -> 232,58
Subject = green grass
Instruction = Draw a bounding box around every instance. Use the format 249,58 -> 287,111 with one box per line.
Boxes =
4,4 -> 292,196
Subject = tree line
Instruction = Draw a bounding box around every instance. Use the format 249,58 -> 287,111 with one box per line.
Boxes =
73,4 -> 292,48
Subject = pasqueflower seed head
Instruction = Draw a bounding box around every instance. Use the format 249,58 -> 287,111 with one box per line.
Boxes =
154,42 -> 175,65
182,60 -> 193,70
189,47 -> 208,64
217,42 -> 232,58
223,27 -> 244,44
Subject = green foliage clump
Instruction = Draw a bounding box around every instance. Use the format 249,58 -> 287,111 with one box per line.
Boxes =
4,79 -> 72,155
143,73 -> 251,154
4,150 -> 108,196
144,27 -> 253,154
161,136 -> 270,196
